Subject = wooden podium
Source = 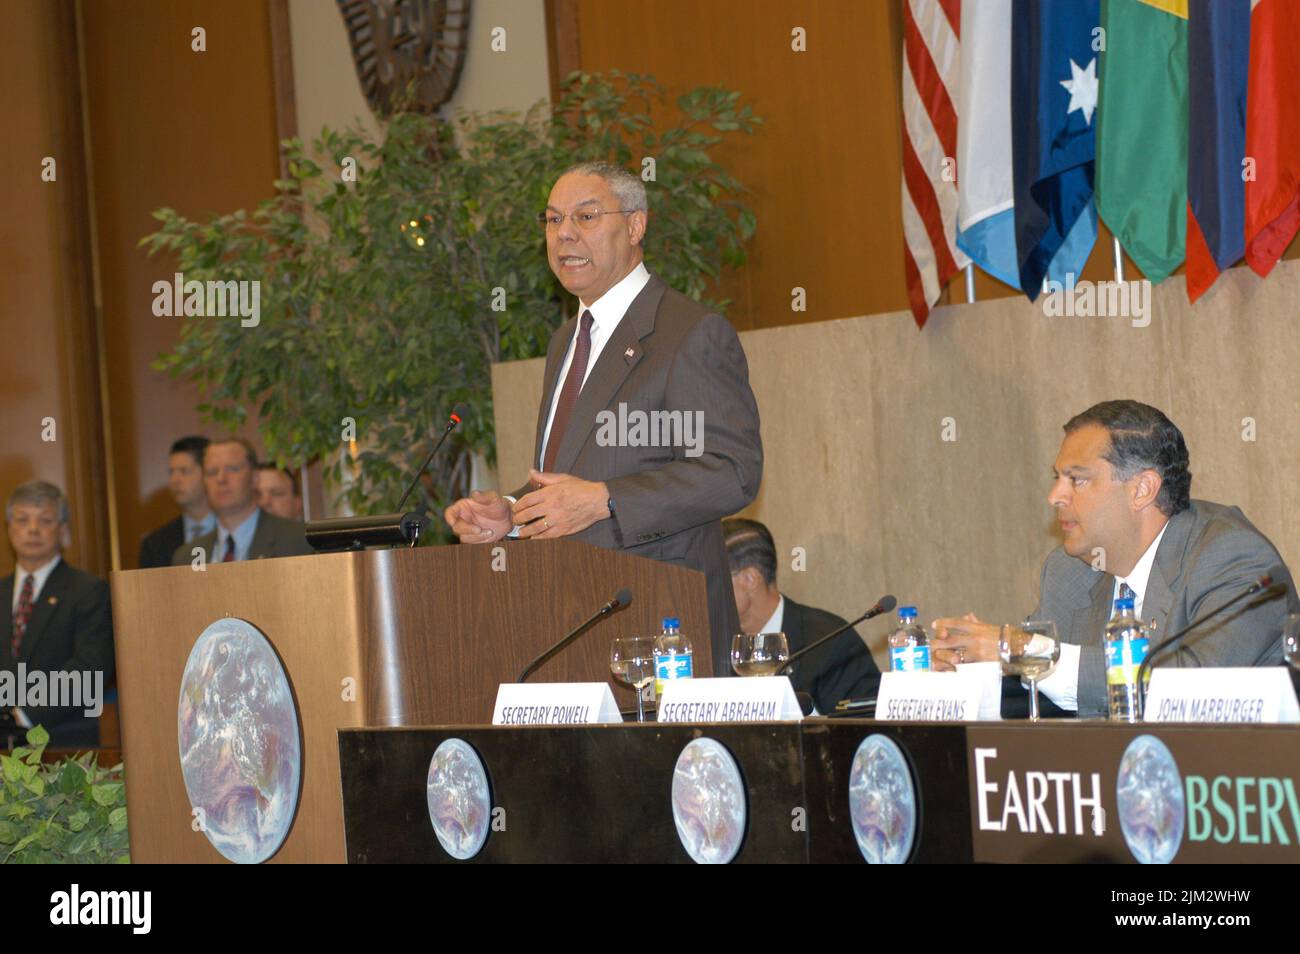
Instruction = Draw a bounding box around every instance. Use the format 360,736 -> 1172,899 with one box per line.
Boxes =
110,539 -> 711,863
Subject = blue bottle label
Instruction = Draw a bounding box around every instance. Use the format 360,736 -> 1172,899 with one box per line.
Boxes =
890,645 -> 931,672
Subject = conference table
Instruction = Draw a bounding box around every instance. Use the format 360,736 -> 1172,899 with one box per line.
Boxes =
336,718 -> 1300,864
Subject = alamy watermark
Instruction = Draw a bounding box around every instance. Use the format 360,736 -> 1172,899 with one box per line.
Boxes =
595,403 -> 704,458
151,271 -> 260,327
0,664 -> 103,718
1042,273 -> 1151,328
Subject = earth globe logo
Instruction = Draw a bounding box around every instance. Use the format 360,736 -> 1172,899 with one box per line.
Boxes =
426,738 -> 492,860
177,618 -> 302,864
1117,734 -> 1184,864
848,734 -> 916,864
671,738 -> 747,864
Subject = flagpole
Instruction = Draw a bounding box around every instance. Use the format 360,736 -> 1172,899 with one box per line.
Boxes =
964,264 -> 976,303
1112,236 -> 1124,284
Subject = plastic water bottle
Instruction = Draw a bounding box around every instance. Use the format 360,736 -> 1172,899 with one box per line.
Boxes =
654,616 -> 693,696
889,607 -> 931,672
1104,597 -> 1148,722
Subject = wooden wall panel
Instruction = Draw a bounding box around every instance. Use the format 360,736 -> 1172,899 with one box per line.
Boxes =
0,0 -> 107,579
81,0 -> 283,569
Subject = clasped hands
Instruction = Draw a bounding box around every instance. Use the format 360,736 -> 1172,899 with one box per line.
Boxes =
929,612 -> 1004,671
443,469 -> 610,543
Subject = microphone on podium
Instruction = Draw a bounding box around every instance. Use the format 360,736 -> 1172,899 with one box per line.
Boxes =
518,588 -> 633,683
305,404 -> 468,551
775,594 -> 896,676
1137,567 -> 1288,712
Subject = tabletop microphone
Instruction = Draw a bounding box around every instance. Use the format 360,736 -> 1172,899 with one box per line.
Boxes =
305,404 -> 468,551
776,594 -> 896,675
518,588 -> 633,682
1136,567 -> 1288,711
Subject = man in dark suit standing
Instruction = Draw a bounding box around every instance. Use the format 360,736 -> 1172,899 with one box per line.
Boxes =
1,481 -> 114,748
172,438 -> 313,565
445,162 -> 763,674
932,401 -> 1296,717
724,518 -> 880,713
138,435 -> 213,569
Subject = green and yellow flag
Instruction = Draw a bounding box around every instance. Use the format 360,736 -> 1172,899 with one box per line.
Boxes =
1096,0 -> 1189,284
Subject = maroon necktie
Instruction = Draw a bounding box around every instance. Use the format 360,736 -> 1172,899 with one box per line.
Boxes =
542,310 -> 594,473
222,537 -> 236,562
11,573 -> 34,659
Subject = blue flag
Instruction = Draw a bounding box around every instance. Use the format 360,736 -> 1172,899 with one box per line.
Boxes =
1185,0 -> 1249,302
1011,0 -> 1100,300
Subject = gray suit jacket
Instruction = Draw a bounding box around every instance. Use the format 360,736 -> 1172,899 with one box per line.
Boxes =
171,509 -> 314,566
516,274 -> 763,675
1032,499 -> 1296,717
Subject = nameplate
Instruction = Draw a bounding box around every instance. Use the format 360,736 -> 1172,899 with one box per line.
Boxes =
491,683 -> 622,726
876,671 -> 993,722
1144,668 -> 1300,724
657,677 -> 803,723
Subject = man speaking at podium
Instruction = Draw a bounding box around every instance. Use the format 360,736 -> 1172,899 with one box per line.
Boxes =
445,162 -> 763,675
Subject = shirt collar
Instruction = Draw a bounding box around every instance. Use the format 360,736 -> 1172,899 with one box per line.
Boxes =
217,509 -> 261,560
15,554 -> 61,599
577,262 -> 650,335
184,512 -> 217,540
1115,521 -> 1170,611
759,594 -> 786,634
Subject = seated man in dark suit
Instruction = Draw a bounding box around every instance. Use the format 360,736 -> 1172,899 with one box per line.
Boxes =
933,400 -> 1296,718
724,518 -> 880,713
172,438 -> 313,565
2,481 -> 114,749
138,435 -> 214,569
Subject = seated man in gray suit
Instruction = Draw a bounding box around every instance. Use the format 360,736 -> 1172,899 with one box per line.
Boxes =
931,400 -> 1295,718
444,161 -> 763,674
172,438 -> 313,565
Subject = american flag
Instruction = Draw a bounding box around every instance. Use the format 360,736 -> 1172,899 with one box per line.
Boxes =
901,0 -> 968,328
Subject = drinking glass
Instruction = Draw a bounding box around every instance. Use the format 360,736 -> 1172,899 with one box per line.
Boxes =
610,635 -> 656,722
731,632 -> 790,676
999,620 -> 1060,722
1285,613 -> 1300,670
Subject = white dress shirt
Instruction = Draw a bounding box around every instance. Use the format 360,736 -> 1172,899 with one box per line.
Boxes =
1036,522 -> 1169,713
538,262 -> 651,468
12,555 -> 61,612
758,594 -> 785,635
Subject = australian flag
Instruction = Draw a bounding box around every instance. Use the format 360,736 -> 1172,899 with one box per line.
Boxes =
1011,0 -> 1099,300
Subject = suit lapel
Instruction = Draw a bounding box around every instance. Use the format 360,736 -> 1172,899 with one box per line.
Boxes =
249,511 -> 274,559
1079,571 -> 1116,647
17,560 -> 69,663
0,575 -> 13,665
550,277 -> 662,475
1145,510 -> 1192,637
534,315 -> 577,467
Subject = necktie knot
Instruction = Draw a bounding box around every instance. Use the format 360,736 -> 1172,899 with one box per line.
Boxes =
1119,582 -> 1135,602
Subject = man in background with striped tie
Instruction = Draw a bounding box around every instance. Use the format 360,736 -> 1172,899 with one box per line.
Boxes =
1,480 -> 114,748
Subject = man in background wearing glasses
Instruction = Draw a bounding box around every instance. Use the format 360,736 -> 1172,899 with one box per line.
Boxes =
445,161 -> 763,675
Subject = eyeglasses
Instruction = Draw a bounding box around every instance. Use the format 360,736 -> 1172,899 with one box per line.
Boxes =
536,208 -> 634,231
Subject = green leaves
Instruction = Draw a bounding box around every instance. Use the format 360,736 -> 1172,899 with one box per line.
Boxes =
0,728 -> 130,864
142,71 -> 759,529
